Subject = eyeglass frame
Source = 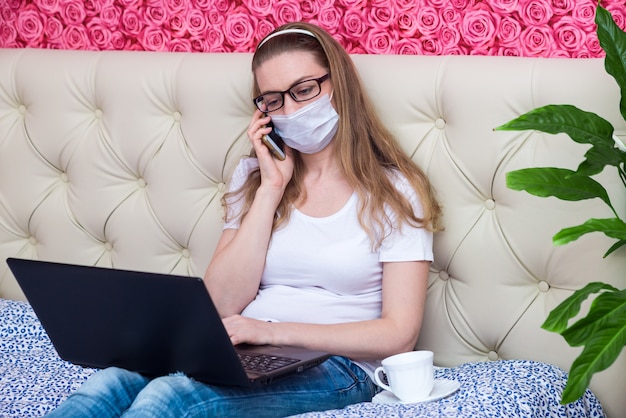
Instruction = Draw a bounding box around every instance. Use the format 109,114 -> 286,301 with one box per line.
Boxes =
253,73 -> 330,113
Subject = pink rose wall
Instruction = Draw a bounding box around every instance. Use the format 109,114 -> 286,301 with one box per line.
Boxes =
1,0 -> 626,57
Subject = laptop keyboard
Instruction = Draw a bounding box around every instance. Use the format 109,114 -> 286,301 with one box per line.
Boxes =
238,352 -> 299,373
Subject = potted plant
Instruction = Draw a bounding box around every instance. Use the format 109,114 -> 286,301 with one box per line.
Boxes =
495,5 -> 626,405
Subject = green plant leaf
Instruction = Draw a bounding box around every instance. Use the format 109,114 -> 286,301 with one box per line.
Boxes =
559,289 -> 626,404
506,168 -> 613,208
553,218 -> 626,246
596,6 -> 626,121
562,289 -> 626,345
576,143 -> 625,177
541,282 -> 618,334
605,239 -> 626,257
495,104 -> 614,148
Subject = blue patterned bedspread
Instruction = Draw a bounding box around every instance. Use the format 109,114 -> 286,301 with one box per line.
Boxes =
0,298 -> 606,418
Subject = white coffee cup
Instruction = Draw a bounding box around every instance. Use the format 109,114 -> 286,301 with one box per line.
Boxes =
374,350 -> 434,403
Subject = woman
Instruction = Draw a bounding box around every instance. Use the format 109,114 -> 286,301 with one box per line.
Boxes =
46,22 -> 441,418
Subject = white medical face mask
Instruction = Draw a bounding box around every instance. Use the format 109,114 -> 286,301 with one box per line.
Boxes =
270,94 -> 339,154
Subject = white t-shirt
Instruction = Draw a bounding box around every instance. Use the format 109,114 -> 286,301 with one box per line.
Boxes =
223,157 -> 433,376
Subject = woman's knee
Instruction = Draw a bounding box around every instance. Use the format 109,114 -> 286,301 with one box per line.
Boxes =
126,374 -> 212,418
79,367 -> 148,396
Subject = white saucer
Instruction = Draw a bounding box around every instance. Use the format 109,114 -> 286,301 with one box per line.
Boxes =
372,378 -> 460,405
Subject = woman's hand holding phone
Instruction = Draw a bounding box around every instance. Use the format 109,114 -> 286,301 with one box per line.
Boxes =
261,119 -> 286,161
248,111 -> 294,194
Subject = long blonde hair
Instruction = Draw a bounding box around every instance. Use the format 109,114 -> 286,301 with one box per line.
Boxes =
224,22 -> 442,248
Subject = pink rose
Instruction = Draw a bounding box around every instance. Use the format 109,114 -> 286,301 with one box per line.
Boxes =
83,0 -> 110,17
0,22 -> 18,46
369,6 -> 395,29
341,8 -> 368,39
520,25 -> 554,56
585,33 -> 603,57
193,0 -> 212,12
552,0 -> 575,15
60,0 -> 86,25
571,2 -> 597,31
34,0 -> 60,15
86,18 -> 112,49
243,0 -> 273,16
168,37 -> 192,52
120,8 -> 143,36
205,27 -> 225,51
486,0 -> 519,14
206,8 -> 225,26
139,25 -> 170,51
460,8 -> 500,48
394,38 -> 423,55
44,16 -> 63,41
416,6 -> 441,36
497,16 -> 522,45
100,5 -> 121,29
165,0 -> 188,15
519,0 -> 553,26
318,5 -> 342,33
438,25 -> 460,49
61,24 -> 92,49
553,16 -> 586,52
420,36 -> 443,55
329,31 -> 347,47
2,7 -> 16,23
110,30 -> 130,49
223,11 -> 257,51
254,19 -> 275,45
143,6 -> 167,26
16,7 -> 46,46
299,0 -> 322,19
397,8 -> 420,37
364,28 -> 396,54
273,2 -> 303,26
190,36 -> 209,52
187,9 -> 208,37
441,7 -> 461,25
214,0 -> 234,14
169,13 -> 188,37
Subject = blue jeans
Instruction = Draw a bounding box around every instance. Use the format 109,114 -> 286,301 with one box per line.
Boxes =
46,356 -> 376,417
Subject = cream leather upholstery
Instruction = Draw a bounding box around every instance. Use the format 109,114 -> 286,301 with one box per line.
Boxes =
0,49 -> 624,416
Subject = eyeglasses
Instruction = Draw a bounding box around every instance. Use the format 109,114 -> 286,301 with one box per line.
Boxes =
253,74 -> 330,113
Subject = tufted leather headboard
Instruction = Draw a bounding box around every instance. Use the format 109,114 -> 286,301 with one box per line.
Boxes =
0,49 -> 624,416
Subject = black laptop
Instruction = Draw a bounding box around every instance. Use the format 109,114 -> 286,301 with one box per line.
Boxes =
6,257 -> 330,387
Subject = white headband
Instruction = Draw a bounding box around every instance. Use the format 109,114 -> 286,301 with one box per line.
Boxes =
258,28 -> 317,48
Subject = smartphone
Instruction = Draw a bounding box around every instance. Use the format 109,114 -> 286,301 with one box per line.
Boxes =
261,119 -> 286,161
